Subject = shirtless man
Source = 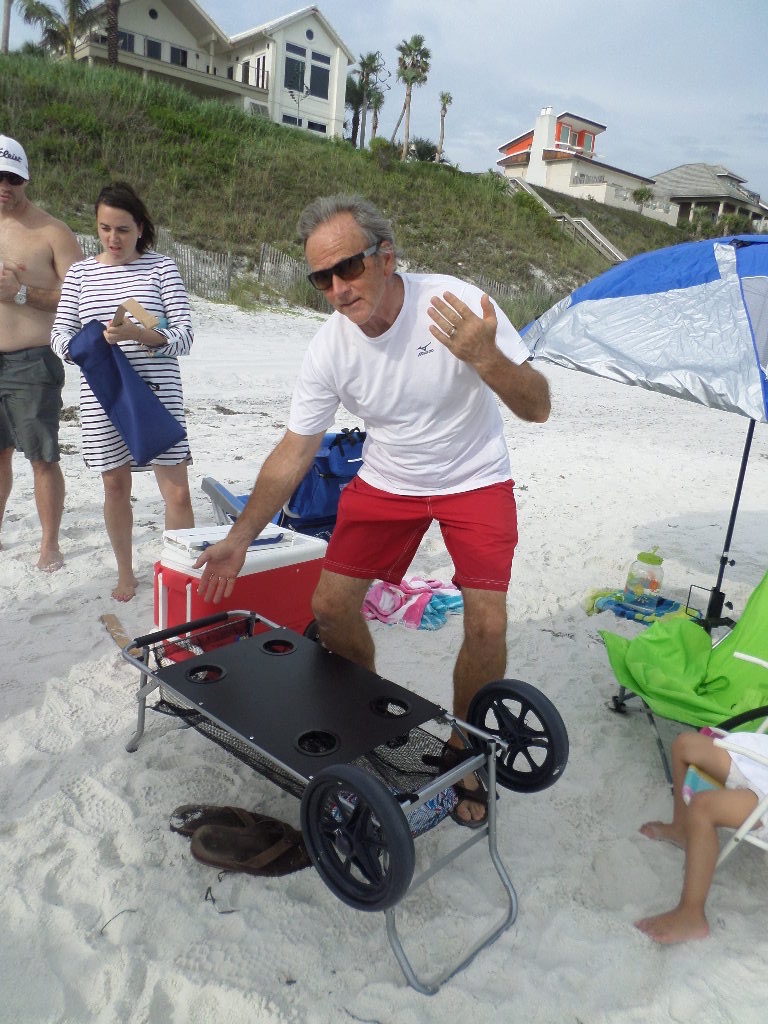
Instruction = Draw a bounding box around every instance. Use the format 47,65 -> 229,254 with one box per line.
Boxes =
0,135 -> 82,570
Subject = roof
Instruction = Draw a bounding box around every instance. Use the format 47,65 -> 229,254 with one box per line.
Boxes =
652,163 -> 762,205
230,5 -> 354,62
499,109 -> 606,152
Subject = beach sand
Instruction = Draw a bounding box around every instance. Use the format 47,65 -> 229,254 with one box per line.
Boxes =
1,295 -> 767,1023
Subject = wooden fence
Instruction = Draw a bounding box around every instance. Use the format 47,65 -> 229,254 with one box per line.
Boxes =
76,230 -> 232,302
75,233 -> 545,314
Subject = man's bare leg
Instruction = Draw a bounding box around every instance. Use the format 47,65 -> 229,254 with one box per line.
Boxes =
102,464 -> 137,601
450,587 -> 507,824
0,447 -> 12,551
311,569 -> 375,669
31,459 -> 64,571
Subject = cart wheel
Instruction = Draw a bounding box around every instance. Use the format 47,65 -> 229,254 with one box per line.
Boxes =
302,619 -> 321,643
300,764 -> 415,912
467,679 -> 568,793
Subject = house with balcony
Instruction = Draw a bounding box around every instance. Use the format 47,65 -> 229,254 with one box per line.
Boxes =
497,106 -> 679,226
75,1 -> 354,137
651,164 -> 768,231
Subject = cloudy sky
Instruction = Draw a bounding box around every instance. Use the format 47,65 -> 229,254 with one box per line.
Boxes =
10,0 -> 768,198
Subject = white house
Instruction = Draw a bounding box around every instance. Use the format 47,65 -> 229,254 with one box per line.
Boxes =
498,106 -> 679,226
75,1 -> 354,138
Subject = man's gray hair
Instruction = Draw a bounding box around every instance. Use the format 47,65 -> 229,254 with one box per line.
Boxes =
297,193 -> 396,250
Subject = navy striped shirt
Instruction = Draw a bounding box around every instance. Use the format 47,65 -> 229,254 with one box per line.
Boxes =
51,252 -> 193,470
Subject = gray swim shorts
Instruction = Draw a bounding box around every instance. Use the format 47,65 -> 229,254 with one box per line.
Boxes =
0,346 -> 64,461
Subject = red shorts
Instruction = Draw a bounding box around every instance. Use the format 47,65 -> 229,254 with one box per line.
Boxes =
324,477 -> 518,591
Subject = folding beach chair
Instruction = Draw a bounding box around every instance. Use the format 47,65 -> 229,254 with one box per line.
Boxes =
201,427 -> 365,540
605,570 -> 768,782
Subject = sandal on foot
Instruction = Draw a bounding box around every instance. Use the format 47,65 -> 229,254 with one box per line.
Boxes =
189,821 -> 311,877
451,779 -> 489,829
423,743 -> 490,830
170,803 -> 272,838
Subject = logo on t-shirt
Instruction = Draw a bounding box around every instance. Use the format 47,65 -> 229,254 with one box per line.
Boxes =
417,342 -> 434,357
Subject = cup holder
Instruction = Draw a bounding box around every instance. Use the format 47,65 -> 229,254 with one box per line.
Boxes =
261,638 -> 296,656
295,730 -> 340,756
370,696 -> 410,718
184,663 -> 227,683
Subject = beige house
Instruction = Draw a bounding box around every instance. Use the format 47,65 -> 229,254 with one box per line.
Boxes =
76,1 -> 353,137
651,164 -> 768,231
498,106 -> 679,226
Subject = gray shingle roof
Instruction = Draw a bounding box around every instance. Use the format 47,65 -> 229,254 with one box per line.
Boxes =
652,163 -> 761,205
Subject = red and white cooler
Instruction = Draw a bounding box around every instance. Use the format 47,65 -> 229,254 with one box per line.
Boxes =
154,524 -> 327,632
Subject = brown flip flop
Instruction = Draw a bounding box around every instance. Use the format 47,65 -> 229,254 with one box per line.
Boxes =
189,821 -> 311,877
170,804 -> 273,837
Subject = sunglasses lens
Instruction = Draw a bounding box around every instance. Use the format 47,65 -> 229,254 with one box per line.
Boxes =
0,172 -> 24,186
308,253 -> 367,290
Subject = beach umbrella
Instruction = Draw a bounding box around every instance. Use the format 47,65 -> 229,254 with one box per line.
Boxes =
522,234 -> 768,626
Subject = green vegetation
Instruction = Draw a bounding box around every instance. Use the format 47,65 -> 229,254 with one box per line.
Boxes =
1,52 -> 691,324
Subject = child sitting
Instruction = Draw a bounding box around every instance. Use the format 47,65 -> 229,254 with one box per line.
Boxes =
636,727 -> 768,944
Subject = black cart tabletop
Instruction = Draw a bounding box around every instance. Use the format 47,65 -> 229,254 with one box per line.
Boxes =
155,629 -> 445,781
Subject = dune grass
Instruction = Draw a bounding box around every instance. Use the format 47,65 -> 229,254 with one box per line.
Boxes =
1,52 -> 688,322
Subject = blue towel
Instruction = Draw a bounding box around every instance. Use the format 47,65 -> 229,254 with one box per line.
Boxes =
68,320 -> 185,465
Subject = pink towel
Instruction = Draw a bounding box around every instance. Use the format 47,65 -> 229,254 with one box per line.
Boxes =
361,578 -> 462,629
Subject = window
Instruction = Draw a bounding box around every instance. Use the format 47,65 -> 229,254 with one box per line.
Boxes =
558,125 -> 576,147
146,38 -> 161,60
241,60 -> 250,84
284,56 -> 304,90
118,31 -> 134,53
282,114 -> 301,126
284,44 -> 331,99
148,8 -> 158,18
254,55 -> 267,89
582,133 -> 594,154
170,46 -> 187,68
309,64 -> 329,99
227,66 -> 234,79
307,121 -> 327,134
306,29 -> 314,40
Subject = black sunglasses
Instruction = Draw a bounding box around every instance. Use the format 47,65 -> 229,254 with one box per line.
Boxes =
0,171 -> 25,186
307,241 -> 382,291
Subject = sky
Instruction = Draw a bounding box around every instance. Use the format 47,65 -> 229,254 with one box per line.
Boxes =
9,0 -> 768,199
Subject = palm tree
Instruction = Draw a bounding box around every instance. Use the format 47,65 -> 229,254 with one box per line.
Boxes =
17,0 -> 100,60
345,73 -> 364,147
369,87 -> 384,142
105,0 -> 119,68
2,0 -> 13,54
435,90 -> 452,163
356,50 -> 386,150
388,34 -> 431,160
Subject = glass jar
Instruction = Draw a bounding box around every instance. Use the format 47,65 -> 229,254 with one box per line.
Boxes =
623,547 -> 664,611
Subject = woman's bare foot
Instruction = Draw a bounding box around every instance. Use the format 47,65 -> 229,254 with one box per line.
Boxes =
639,820 -> 685,849
38,546 -> 64,572
635,907 -> 710,944
112,576 -> 138,602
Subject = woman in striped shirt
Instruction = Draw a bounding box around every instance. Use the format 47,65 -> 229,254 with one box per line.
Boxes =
51,182 -> 194,601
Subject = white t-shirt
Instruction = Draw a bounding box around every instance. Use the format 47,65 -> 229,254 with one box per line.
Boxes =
288,273 -> 531,495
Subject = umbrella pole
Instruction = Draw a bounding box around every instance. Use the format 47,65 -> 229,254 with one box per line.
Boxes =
704,418 -> 756,629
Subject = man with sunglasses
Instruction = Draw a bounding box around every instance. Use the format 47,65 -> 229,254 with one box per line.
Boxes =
0,135 -> 83,570
197,193 -> 550,826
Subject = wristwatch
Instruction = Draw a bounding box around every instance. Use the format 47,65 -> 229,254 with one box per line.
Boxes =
13,284 -> 27,305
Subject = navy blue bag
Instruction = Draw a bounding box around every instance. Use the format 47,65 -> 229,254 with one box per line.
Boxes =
274,427 -> 366,538
68,320 -> 186,465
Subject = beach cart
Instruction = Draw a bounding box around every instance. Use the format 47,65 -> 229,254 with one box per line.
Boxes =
122,610 -> 568,994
